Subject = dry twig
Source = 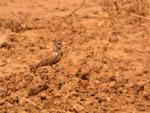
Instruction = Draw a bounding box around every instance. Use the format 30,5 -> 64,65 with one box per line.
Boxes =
53,0 -> 86,37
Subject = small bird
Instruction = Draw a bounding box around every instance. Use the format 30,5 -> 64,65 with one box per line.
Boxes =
30,40 -> 63,73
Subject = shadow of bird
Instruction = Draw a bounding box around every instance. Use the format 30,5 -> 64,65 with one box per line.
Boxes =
30,40 -> 63,73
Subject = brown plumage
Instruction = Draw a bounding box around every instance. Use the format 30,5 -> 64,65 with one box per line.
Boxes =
30,41 -> 63,73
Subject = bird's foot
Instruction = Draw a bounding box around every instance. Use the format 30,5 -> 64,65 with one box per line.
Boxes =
51,65 -> 59,72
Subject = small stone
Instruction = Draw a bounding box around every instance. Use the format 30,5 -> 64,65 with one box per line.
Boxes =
95,96 -> 107,103
29,47 -> 35,52
28,84 -> 49,96
133,84 -> 144,93
88,90 -> 98,96
0,42 -> 12,48
97,21 -> 105,27
72,102 -> 84,112
108,36 -> 119,42
106,97 -> 111,102
109,81 -> 116,88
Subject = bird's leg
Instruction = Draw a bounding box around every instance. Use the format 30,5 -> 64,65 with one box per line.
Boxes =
51,65 -> 59,72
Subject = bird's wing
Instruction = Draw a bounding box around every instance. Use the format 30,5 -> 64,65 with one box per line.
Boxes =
36,52 -> 59,68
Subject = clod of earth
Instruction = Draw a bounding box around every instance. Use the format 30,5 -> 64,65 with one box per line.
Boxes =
28,84 -> 49,96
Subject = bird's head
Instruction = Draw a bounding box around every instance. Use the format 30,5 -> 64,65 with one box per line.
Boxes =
52,40 -> 63,50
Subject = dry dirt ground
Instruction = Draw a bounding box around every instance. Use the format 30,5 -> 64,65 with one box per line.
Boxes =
0,0 -> 150,113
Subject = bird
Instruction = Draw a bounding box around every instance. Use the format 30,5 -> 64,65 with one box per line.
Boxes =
30,40 -> 63,73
